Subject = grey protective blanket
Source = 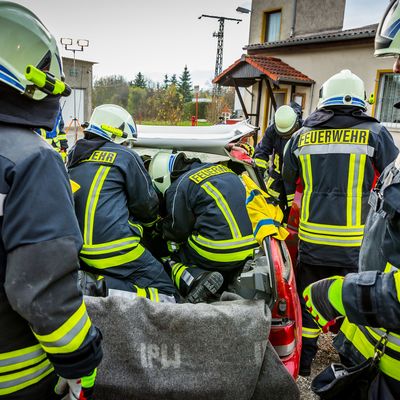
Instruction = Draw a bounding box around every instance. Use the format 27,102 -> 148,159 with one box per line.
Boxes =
85,296 -> 299,400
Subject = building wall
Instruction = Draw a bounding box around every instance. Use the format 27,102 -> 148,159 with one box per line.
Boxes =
249,0 -> 295,44
295,0 -> 345,35
244,43 -> 400,145
249,0 -> 346,45
61,57 -> 94,123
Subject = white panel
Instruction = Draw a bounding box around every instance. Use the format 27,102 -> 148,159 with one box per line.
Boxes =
60,89 -> 85,128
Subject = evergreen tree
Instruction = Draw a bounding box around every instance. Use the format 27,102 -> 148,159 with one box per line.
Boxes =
163,74 -> 169,89
170,74 -> 178,86
132,72 -> 147,88
178,65 -> 193,103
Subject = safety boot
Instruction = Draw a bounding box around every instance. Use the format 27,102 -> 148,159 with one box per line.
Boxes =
186,271 -> 224,303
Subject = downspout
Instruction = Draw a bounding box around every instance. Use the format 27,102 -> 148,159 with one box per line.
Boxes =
290,0 -> 297,38
308,82 -> 315,116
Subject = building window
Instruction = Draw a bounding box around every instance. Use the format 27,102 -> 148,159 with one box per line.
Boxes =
264,11 -> 281,42
69,68 -> 79,78
376,72 -> 400,125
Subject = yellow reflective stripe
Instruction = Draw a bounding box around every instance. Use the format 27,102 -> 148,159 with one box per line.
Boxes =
134,285 -> 147,298
148,288 -> 160,302
356,154 -> 366,226
300,221 -> 364,235
384,262 -> 398,273
394,271 -> 400,302
299,154 -> 312,221
302,327 -> 321,338
341,319 -> 400,380
128,221 -> 144,236
255,158 -> 268,169
0,345 -> 46,374
188,239 -> 254,262
366,327 -> 400,352
286,193 -> 295,200
0,358 -> 54,395
84,166 -> 111,245
266,177 -> 280,198
299,229 -> 363,247
81,237 -> 141,255
201,182 -> 241,239
346,154 -> 366,227
81,244 -> 145,269
191,234 -> 257,250
34,301 -> 91,354
347,154 -> 356,227
142,216 -> 160,228
171,263 -> 186,289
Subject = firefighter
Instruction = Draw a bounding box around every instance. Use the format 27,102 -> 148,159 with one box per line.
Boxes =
37,109 -> 69,162
283,69 -> 399,376
67,104 -> 177,302
148,151 -> 258,303
254,102 -> 303,211
302,1 -> 400,395
0,3 -> 102,399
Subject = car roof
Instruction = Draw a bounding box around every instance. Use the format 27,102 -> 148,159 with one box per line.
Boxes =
134,120 -> 257,157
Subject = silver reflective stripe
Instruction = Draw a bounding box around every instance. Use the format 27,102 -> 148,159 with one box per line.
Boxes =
82,238 -> 140,253
0,347 -> 44,368
108,289 -> 177,303
300,222 -> 364,235
299,230 -> 362,245
181,270 -> 195,287
295,144 -> 374,156
0,360 -> 53,390
202,182 -> 241,238
0,193 -> 6,217
350,154 -> 361,227
368,327 -> 400,347
192,235 -> 256,248
39,312 -> 89,349
273,341 -> 296,357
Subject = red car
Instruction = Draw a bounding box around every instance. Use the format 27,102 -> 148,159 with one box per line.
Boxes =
135,121 -> 302,378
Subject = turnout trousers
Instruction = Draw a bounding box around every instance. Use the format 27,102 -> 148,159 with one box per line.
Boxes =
296,262 -> 357,370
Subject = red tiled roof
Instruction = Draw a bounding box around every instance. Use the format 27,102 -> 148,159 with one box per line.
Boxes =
213,55 -> 314,85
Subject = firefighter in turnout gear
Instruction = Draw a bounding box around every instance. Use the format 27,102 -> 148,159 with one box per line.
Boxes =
68,104 -> 177,302
303,2 -> 400,395
37,108 -> 68,162
149,151 -> 258,303
254,102 -> 303,212
0,3 -> 102,399
283,69 -> 399,376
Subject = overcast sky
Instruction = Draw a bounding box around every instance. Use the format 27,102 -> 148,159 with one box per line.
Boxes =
14,0 -> 390,88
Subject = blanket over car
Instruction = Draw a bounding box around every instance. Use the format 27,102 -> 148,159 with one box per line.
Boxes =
85,295 -> 299,400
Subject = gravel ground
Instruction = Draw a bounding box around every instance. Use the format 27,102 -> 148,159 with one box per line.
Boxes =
297,333 -> 340,400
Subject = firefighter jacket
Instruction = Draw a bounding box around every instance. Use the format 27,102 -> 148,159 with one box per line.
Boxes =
254,124 -> 291,200
37,109 -> 68,160
283,107 -> 398,269
68,138 -> 159,278
334,153 -> 400,394
0,87 -> 102,398
162,162 -> 258,270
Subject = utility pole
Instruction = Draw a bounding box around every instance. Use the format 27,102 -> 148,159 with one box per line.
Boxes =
199,14 -> 241,95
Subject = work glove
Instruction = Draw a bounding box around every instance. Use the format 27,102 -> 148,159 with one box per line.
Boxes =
303,276 -> 345,332
78,271 -> 107,297
237,142 -> 255,158
55,369 -> 97,400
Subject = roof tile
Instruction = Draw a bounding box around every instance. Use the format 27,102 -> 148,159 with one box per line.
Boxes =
213,55 -> 314,85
